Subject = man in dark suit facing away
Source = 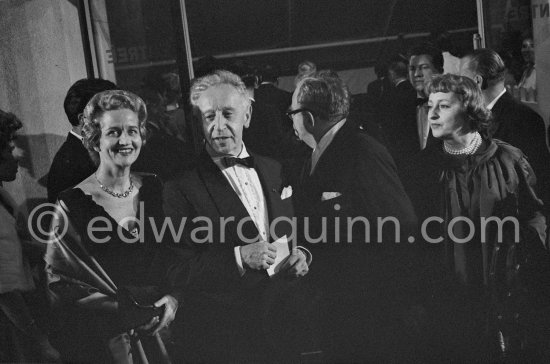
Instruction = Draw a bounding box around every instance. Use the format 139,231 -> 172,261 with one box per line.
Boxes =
460,48 -> 550,211
163,70 -> 311,363
291,72 -> 418,362
255,63 -> 292,115
47,78 -> 116,203
380,55 -> 419,173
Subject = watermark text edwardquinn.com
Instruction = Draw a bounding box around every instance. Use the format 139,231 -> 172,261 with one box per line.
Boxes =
29,202 -> 520,245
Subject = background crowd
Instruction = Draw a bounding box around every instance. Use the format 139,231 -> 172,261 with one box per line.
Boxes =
1,31 -> 550,363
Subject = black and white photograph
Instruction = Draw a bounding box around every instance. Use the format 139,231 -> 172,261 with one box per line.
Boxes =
1,0 -> 550,362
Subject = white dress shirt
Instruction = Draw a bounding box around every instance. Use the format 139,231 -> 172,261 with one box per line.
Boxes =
211,144 -> 269,275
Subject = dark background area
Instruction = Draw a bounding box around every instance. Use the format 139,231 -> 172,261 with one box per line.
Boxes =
105,0 -> 478,91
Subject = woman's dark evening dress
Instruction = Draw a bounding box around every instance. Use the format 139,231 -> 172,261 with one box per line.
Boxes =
45,175 -> 185,363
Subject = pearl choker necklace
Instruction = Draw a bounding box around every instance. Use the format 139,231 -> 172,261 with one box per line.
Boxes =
95,174 -> 134,198
443,132 -> 482,156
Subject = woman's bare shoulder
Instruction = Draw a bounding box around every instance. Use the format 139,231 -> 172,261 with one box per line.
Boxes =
73,174 -> 99,195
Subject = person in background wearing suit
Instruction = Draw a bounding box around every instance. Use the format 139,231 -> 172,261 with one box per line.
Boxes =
163,70 -> 311,363
408,44 -> 443,150
366,61 -> 392,113
291,72 -> 418,362
47,78 -> 116,203
459,49 -> 550,216
256,63 -> 292,115
237,63 -> 287,162
381,55 -> 418,173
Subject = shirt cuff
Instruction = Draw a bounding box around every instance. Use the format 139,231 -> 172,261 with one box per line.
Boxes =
296,246 -> 312,266
234,246 -> 246,276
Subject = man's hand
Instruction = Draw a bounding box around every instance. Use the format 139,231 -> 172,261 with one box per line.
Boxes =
240,241 -> 277,270
275,248 -> 309,278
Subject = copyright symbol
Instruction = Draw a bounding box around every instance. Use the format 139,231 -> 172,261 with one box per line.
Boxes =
27,203 -> 68,244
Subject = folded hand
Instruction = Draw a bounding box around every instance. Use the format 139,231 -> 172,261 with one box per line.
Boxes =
240,241 -> 277,270
275,248 -> 309,278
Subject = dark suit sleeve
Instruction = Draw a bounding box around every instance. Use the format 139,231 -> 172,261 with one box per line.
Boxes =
353,138 -> 418,240
47,154 -> 68,203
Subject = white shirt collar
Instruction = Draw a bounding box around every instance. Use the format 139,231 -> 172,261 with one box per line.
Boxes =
486,88 -> 507,110
70,130 -> 83,141
316,119 -> 346,154
311,118 -> 347,173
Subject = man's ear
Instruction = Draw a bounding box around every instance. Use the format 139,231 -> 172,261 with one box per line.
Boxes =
243,103 -> 252,129
474,74 -> 487,90
304,111 -> 315,132
77,113 -> 85,127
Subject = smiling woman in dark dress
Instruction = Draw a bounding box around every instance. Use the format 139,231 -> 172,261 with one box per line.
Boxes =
45,90 -> 185,363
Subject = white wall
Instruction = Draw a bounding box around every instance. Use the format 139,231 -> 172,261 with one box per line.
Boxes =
0,0 -> 87,209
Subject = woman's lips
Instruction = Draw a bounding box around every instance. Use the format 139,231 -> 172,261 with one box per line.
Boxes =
116,148 -> 133,155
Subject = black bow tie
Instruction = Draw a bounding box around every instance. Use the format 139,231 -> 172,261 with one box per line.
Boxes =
223,156 -> 254,168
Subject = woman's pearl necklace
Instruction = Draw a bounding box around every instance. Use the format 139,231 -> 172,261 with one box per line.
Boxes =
443,132 -> 482,156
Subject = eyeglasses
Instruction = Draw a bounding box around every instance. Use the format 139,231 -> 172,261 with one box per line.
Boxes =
286,108 -> 313,120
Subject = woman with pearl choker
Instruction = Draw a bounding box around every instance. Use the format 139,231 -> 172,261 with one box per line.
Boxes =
406,74 -> 548,362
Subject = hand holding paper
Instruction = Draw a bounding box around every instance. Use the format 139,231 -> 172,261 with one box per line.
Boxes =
267,236 -> 290,276
268,236 -> 309,278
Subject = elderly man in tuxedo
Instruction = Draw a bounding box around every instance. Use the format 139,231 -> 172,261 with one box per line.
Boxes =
291,72 -> 418,362
163,70 -> 311,363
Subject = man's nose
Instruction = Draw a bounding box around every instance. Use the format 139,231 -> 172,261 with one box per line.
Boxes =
414,67 -> 422,77
213,113 -> 227,130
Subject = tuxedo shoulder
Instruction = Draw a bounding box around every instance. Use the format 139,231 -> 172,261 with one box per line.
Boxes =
251,152 -> 280,167
500,95 -> 543,121
353,130 -> 392,156
163,166 -> 200,190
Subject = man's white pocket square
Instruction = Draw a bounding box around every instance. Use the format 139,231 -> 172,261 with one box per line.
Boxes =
281,186 -> 293,199
321,192 -> 342,201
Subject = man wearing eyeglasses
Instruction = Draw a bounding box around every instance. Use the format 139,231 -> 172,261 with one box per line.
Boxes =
290,72 -> 418,362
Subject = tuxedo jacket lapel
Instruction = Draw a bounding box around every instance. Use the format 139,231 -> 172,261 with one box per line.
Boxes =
196,151 -> 292,244
197,152 -> 260,241
253,155 -> 289,240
